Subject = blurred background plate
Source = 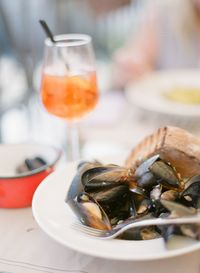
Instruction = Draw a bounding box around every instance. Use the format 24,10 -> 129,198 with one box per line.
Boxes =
125,70 -> 200,130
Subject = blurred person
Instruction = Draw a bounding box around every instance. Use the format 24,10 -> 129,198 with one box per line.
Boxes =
112,0 -> 200,89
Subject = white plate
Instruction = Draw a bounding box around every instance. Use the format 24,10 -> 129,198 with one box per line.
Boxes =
125,70 -> 200,124
32,157 -> 200,261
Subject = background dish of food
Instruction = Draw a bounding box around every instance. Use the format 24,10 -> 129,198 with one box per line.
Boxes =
125,70 -> 200,130
0,143 -> 61,208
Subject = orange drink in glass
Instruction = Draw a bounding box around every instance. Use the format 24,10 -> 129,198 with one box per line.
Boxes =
41,72 -> 98,120
40,34 -> 98,160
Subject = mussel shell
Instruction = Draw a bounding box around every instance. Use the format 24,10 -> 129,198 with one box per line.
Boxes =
130,187 -> 147,211
135,155 -> 159,178
82,166 -> 114,186
137,172 -> 157,189
161,190 -> 179,202
180,224 -> 200,239
140,227 -> 161,240
135,155 -> 159,189
76,192 -> 111,230
149,160 -> 180,189
90,184 -> 129,204
119,214 -> 159,240
135,155 -> 180,190
119,227 -> 143,240
150,187 -> 180,216
130,187 -> 147,197
181,175 -> 200,208
66,161 -> 102,201
120,227 -> 160,241
150,185 -> 162,201
137,198 -> 151,215
150,201 -> 167,218
159,224 -> 200,242
161,200 -> 196,217
90,184 -> 130,219
82,166 -> 130,191
84,180 -> 124,193
110,209 -> 132,226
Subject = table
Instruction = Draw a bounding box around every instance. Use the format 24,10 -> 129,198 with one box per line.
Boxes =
1,91 -> 200,273
0,199 -> 200,273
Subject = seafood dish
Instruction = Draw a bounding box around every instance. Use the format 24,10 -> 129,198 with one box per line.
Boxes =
66,126 -> 200,241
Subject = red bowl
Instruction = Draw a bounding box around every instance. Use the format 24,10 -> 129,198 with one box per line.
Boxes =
0,143 -> 62,208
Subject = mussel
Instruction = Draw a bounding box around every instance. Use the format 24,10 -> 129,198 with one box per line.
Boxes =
75,192 -> 112,230
181,175 -> 200,208
66,161 -> 102,201
135,155 -> 181,190
158,201 -> 200,241
66,157 -> 200,242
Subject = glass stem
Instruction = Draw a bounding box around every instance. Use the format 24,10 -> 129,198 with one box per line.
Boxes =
67,122 -> 80,161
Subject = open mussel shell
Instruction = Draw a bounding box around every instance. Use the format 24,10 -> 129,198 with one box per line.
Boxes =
136,198 -> 151,215
159,223 -> 200,242
135,155 -> 159,189
130,187 -> 147,197
161,190 -> 179,202
149,185 -> 165,217
156,206 -> 200,242
137,172 -> 157,189
120,226 -> 161,241
181,175 -> 200,208
180,224 -> 200,239
130,187 -> 147,208
119,214 -> 160,240
75,163 -> 137,225
140,227 -> 161,240
66,161 -> 103,202
135,155 -> 159,178
129,187 -> 149,216
135,155 -> 181,190
90,184 -> 131,220
83,166 -> 135,192
110,210 -> 132,226
161,200 -> 197,217
90,184 -> 129,205
150,185 -> 181,217
82,166 -> 115,186
75,192 -> 111,230
149,160 -> 180,189
150,185 -> 162,201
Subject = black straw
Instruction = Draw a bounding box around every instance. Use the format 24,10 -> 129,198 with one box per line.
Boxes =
39,19 -> 70,70
39,20 -> 56,43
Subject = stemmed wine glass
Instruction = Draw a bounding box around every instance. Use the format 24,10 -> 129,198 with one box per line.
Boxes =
40,34 -> 98,161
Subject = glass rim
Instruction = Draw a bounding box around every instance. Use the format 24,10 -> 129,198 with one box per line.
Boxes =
45,34 -> 92,47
